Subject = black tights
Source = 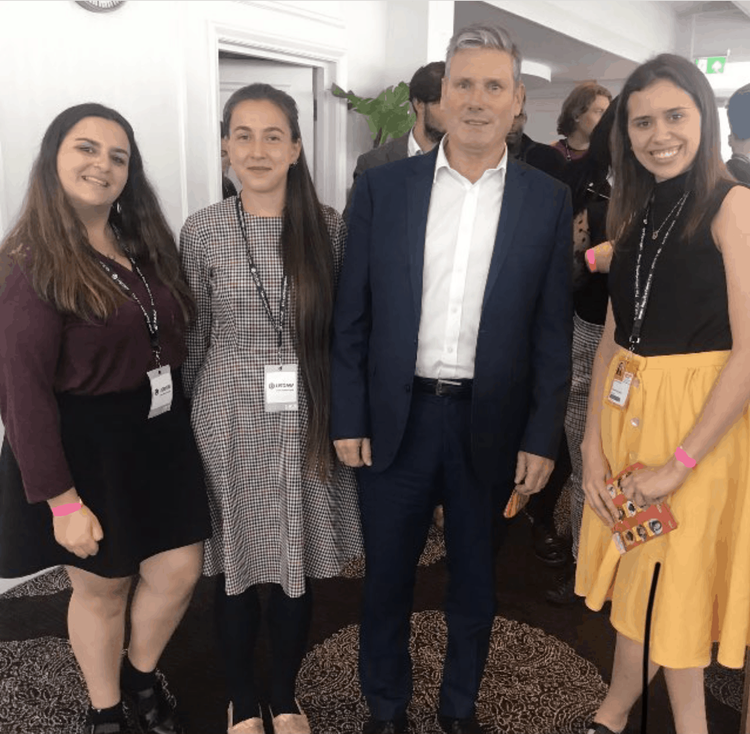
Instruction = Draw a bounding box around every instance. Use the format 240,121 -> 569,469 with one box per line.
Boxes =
214,576 -> 313,721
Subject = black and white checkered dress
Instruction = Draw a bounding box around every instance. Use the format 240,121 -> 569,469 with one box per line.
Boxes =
563,313 -> 605,560
179,197 -> 363,597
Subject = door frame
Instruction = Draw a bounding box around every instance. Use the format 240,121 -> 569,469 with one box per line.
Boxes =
206,20 -> 347,210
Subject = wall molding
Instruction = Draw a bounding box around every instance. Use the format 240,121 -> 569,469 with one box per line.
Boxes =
232,0 -> 345,29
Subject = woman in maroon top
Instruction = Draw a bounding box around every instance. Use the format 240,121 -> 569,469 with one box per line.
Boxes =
0,103 -> 212,734
552,82 -> 612,162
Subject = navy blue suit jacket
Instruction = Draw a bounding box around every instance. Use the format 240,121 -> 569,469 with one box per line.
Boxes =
331,146 -> 573,494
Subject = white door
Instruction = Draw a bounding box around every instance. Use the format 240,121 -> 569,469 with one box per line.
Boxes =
219,55 -> 315,193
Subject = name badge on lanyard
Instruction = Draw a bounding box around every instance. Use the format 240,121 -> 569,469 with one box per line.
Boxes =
606,359 -> 637,410
97,241 -> 172,419
235,196 -> 298,414
606,192 -> 689,412
264,364 -> 299,412
147,365 -> 173,418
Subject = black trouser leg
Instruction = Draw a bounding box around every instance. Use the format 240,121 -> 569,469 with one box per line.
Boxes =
214,575 -> 261,722
268,581 -> 313,714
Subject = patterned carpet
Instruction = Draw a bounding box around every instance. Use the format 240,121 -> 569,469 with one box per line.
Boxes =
0,610 -> 609,734
0,514 -> 743,734
297,611 -> 607,734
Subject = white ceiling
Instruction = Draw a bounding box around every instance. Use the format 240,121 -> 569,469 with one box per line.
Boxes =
453,1 -> 750,94
454,1 -> 639,92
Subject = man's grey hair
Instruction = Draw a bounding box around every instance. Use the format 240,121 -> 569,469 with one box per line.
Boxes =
445,23 -> 523,86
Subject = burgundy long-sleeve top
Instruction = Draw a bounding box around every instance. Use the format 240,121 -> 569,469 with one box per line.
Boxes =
0,256 -> 188,504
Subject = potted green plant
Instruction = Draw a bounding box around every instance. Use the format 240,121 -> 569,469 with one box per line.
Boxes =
332,81 -> 415,148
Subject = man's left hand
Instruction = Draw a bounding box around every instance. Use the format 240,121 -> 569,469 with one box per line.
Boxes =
620,459 -> 689,507
514,451 -> 555,496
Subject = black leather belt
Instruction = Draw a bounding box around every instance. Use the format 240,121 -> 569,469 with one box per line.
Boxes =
413,377 -> 473,398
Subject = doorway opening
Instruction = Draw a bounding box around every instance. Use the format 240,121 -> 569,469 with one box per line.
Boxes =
218,51 -> 318,199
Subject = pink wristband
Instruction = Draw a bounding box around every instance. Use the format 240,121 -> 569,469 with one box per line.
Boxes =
585,248 -> 597,272
674,446 -> 696,469
52,502 -> 82,517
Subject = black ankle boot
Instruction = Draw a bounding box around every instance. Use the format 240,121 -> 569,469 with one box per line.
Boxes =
121,677 -> 184,734
87,702 -> 130,734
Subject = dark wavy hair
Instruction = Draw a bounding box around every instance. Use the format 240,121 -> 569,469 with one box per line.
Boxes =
0,103 -> 195,323
606,54 -> 732,247
223,84 -> 335,479
557,82 -> 612,137
409,61 -> 446,105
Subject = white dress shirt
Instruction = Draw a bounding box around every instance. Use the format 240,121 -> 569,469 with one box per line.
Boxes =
407,128 -> 424,157
415,136 -> 508,380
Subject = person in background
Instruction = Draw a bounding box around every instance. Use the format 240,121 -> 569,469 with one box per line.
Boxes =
332,22 -> 572,734
506,89 -> 572,568
180,83 -> 362,734
221,121 -> 238,199
726,83 -> 750,184
343,61 -> 447,221
576,54 -> 750,734
552,82 -> 612,162
545,99 -> 618,606
0,103 -> 212,734
507,88 -> 566,180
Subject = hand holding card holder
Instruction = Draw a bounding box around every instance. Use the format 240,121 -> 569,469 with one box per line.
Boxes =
608,463 -> 678,554
503,489 -> 531,519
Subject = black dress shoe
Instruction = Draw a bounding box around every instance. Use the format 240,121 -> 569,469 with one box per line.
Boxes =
546,564 -> 578,606
362,714 -> 408,734
532,522 -> 570,566
437,714 -> 485,734
121,678 -> 184,734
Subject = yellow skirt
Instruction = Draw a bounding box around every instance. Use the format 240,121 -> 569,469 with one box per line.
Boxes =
575,349 -> 750,669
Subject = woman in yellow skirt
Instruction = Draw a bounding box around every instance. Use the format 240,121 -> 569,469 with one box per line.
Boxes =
576,54 -> 750,734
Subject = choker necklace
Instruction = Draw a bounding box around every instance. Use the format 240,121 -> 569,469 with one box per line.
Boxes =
650,191 -> 690,241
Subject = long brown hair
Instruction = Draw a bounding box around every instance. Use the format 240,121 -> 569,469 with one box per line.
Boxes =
0,103 -> 194,322
223,84 -> 335,478
607,54 -> 732,247
557,82 -> 612,137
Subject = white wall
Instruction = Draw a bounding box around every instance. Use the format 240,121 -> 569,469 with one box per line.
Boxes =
0,0 -> 437,591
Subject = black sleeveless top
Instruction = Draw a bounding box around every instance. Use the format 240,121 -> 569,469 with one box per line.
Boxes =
610,172 -> 739,356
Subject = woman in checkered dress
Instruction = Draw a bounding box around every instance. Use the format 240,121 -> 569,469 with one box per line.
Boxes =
545,101 -> 616,606
179,84 -> 362,734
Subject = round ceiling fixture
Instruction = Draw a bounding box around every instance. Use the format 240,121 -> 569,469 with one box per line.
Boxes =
75,1 -> 126,12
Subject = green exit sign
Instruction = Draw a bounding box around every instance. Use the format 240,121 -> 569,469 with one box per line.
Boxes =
695,56 -> 726,74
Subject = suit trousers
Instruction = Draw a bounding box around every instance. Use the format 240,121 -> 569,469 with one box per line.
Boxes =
357,390 -> 497,721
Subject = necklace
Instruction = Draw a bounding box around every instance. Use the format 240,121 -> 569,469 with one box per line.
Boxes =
563,139 -> 572,162
563,138 -> 587,162
630,190 -> 691,351
649,191 -> 689,240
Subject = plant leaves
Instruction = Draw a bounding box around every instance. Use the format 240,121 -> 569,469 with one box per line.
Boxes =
330,80 -> 416,146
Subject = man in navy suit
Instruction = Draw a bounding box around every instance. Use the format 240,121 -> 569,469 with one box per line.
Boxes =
331,22 -> 572,734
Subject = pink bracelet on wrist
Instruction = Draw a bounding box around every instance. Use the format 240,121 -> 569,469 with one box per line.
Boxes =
674,446 -> 696,469
52,502 -> 82,517
585,248 -> 597,272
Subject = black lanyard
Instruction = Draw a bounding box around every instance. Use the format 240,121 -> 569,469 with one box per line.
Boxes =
98,254 -> 162,367
234,195 -> 289,366
629,191 -> 690,352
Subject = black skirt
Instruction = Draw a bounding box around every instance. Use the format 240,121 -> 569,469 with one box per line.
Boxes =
0,369 -> 212,578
